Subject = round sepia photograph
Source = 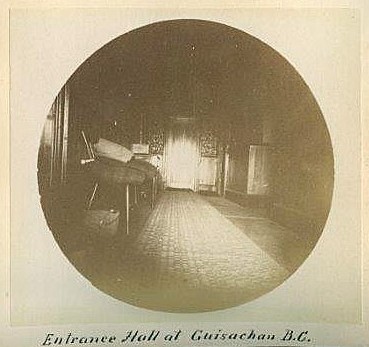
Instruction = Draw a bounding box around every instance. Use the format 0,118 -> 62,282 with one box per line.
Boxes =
37,19 -> 334,312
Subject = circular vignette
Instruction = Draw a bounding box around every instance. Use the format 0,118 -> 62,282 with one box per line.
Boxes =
37,19 -> 334,312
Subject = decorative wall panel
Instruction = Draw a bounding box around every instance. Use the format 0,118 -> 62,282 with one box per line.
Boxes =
148,129 -> 165,155
200,131 -> 217,157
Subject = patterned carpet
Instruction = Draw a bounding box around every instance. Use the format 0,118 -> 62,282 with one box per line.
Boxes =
71,191 -> 293,312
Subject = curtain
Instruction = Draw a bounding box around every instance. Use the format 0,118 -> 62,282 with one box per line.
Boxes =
38,84 -> 70,191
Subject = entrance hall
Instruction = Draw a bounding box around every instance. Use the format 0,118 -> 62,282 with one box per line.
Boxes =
37,20 -> 334,311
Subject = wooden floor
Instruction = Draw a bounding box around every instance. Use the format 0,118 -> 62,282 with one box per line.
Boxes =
68,190 -> 313,312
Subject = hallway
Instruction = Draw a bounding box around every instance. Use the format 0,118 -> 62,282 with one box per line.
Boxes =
72,191 -> 300,312
37,20 -> 333,313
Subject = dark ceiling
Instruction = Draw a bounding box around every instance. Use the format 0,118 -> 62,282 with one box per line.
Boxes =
69,19 -> 312,128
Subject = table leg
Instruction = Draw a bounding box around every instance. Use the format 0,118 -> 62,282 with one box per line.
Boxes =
87,182 -> 98,210
151,178 -> 155,209
134,185 -> 138,205
125,183 -> 129,235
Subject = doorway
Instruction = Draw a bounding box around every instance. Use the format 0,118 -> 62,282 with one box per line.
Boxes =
164,118 -> 199,191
